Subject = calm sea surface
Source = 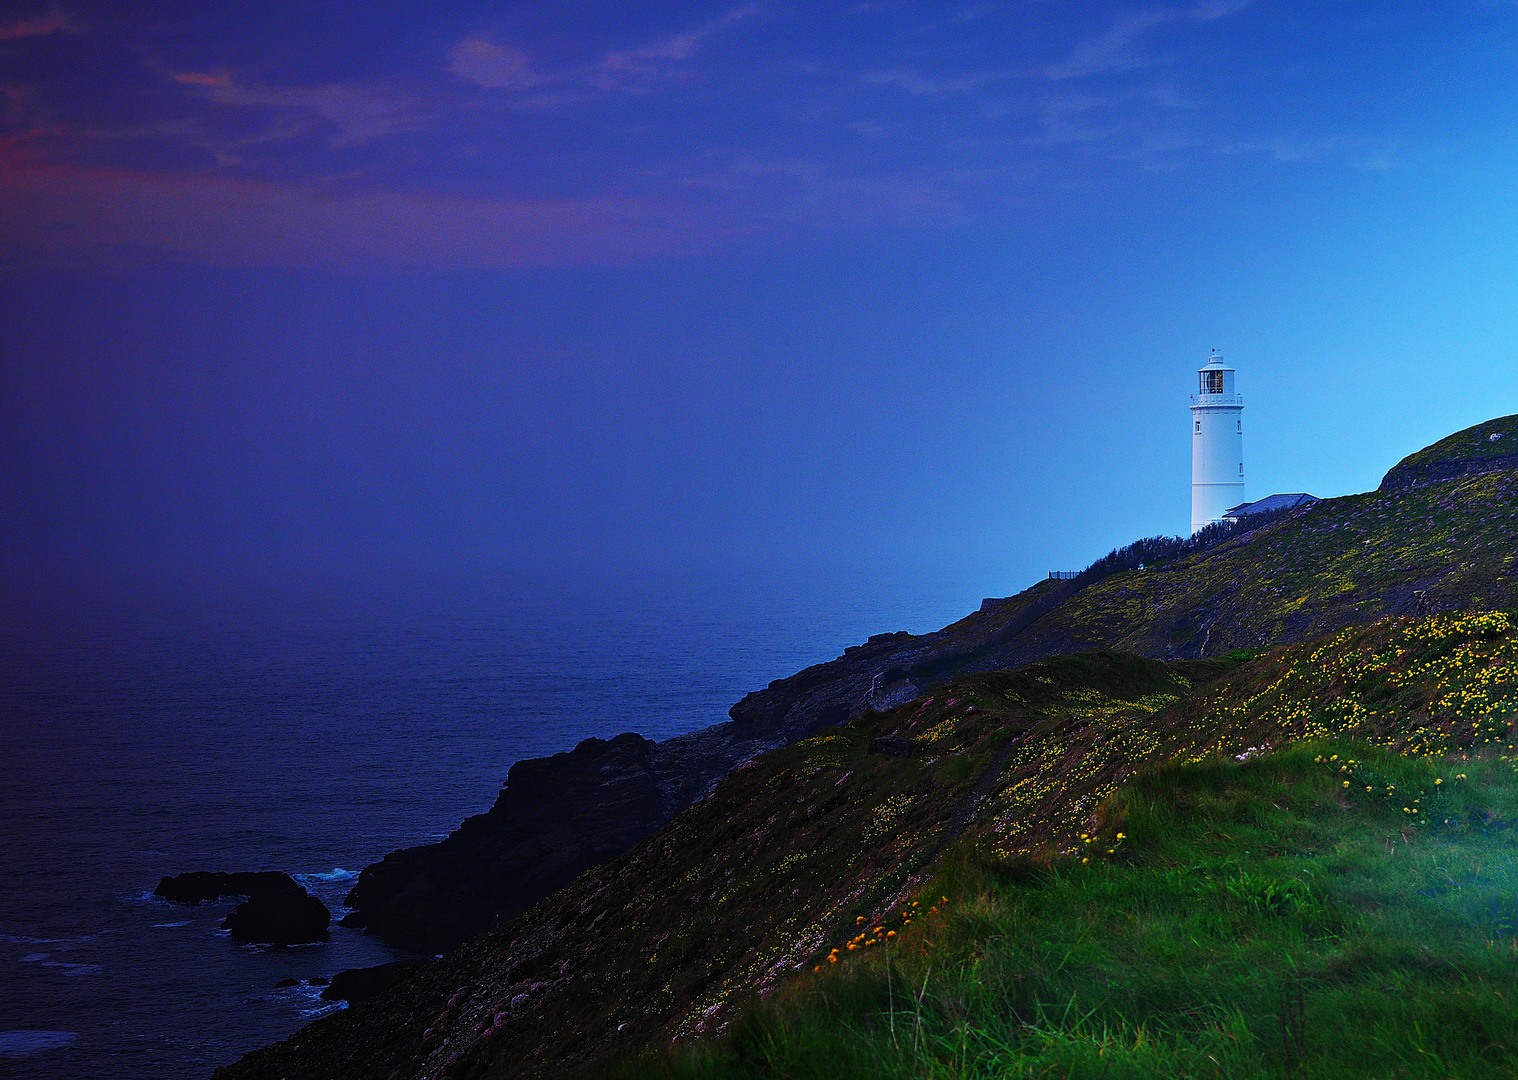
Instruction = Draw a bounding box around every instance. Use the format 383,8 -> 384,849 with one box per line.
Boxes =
0,576 -> 978,1079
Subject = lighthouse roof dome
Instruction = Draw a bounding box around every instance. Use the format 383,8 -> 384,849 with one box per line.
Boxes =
1198,349 -> 1233,372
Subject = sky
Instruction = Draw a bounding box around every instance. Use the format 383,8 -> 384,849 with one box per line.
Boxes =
5,0 -> 1518,625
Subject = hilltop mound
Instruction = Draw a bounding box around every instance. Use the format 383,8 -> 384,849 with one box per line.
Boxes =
734,416 -> 1518,737
1380,413 -> 1518,491
215,610 -> 1518,1080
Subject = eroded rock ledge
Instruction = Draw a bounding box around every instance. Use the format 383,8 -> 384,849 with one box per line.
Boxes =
342,715 -> 832,953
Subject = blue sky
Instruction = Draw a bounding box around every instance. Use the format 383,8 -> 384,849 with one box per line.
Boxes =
4,1 -> 1518,620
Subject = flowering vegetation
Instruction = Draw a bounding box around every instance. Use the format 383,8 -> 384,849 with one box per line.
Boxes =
1169,611 -> 1518,760
628,744 -> 1518,1080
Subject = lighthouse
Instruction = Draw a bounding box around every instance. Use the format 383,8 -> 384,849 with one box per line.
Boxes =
1190,350 -> 1244,534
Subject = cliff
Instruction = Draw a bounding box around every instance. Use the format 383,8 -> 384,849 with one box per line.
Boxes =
216,608 -> 1518,1079
342,414 -> 1518,953
342,693 -> 882,952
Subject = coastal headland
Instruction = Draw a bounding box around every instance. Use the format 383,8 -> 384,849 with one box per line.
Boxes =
219,415 -> 1518,1079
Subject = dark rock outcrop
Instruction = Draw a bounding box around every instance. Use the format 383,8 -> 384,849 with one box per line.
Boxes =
342,733 -> 663,953
868,734 -> 919,756
154,871 -> 301,904
1381,450 -> 1518,492
343,722 -> 797,954
221,888 -> 330,944
320,959 -> 433,1005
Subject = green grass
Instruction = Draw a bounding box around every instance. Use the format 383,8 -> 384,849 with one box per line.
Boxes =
1389,414 -> 1518,473
614,743 -> 1518,1080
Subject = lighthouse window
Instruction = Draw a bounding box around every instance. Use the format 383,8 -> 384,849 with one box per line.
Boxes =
1194,420 -> 1201,434
1201,370 -> 1225,394
1237,420 -> 1242,433
1239,463 -> 1244,474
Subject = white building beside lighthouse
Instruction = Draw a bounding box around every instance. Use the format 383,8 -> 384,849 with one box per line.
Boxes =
1190,350 -> 1244,534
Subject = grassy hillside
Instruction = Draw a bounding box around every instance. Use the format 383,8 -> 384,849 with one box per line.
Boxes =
733,417 -> 1518,738
626,743 -> 1518,1080
217,611 -> 1518,1080
950,460 -> 1518,670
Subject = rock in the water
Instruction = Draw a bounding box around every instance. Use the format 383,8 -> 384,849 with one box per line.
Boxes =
307,976 -> 329,986
154,871 -> 300,904
221,888 -> 330,944
272,978 -> 299,989
320,959 -> 433,1004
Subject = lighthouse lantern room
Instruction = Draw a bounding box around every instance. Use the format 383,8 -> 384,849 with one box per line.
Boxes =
1190,350 -> 1244,534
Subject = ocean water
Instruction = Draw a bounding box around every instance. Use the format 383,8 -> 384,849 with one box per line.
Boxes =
0,575 -> 977,1079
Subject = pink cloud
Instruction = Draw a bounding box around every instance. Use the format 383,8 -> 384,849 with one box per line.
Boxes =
0,6 -> 72,41
446,40 -> 537,91
0,149 -> 735,270
173,72 -> 233,88
164,74 -> 429,147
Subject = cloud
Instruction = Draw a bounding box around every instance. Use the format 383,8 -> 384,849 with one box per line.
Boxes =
0,136 -> 974,273
1216,133 -> 1395,168
448,5 -> 758,102
446,40 -> 537,91
1043,0 -> 1256,80
0,149 -> 731,271
170,75 -> 428,147
0,6 -> 72,42
860,0 -> 1252,111
173,72 -> 232,88
859,67 -> 1015,95
597,4 -> 757,76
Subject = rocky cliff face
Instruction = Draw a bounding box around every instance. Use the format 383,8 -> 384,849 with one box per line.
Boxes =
343,717 -> 827,953
216,609 -> 1518,1080
344,415 -> 1518,954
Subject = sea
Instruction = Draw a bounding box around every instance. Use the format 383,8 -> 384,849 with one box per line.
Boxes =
0,572 -> 979,1079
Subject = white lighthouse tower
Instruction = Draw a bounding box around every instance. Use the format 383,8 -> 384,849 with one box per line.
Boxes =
1190,350 -> 1244,534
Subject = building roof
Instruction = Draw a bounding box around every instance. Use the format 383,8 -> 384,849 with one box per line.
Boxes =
1222,493 -> 1319,519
